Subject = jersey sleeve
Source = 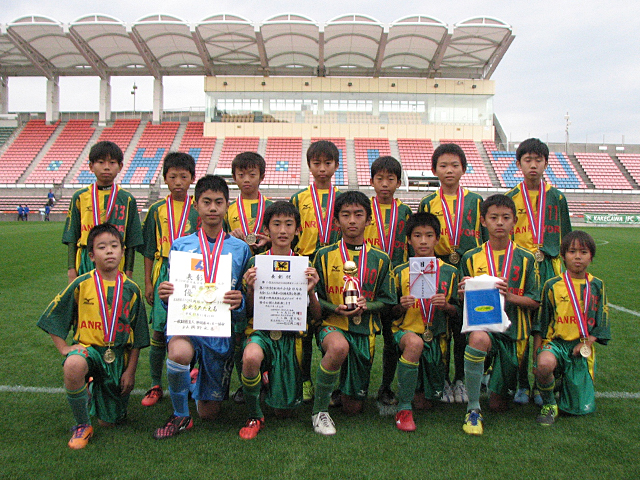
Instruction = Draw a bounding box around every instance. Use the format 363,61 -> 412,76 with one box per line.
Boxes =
62,191 -> 82,246
559,193 -> 572,238
140,205 -> 159,258
590,280 -> 610,344
532,280 -> 553,337
124,195 -> 144,249
522,254 -> 541,302
128,283 -> 150,349
37,278 -> 81,340
313,249 -> 335,315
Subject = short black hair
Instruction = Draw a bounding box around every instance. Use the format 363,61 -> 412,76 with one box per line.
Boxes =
561,230 -> 596,259
516,138 -> 549,162
232,152 -> 266,177
87,223 -> 123,254
406,212 -> 441,238
307,140 -> 340,166
370,156 -> 402,180
333,190 -> 371,220
263,201 -> 301,230
481,194 -> 516,218
432,143 -> 467,172
163,151 -> 196,178
195,174 -> 229,202
89,141 -> 123,164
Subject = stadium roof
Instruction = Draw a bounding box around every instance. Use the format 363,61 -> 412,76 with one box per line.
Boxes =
0,13 -> 514,80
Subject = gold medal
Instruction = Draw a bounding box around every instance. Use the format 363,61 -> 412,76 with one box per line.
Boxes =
534,248 -> 545,263
245,233 -> 257,246
103,347 -> 116,364
449,251 -> 460,264
202,283 -> 217,303
579,341 -> 592,358
269,330 -> 282,341
422,329 -> 434,342
352,315 -> 362,325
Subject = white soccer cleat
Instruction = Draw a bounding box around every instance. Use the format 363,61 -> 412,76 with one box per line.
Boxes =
440,381 -> 454,403
453,380 -> 469,403
312,411 -> 336,436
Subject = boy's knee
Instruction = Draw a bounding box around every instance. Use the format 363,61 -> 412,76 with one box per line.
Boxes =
468,331 -> 491,352
242,345 -> 264,371
63,354 -> 88,378
197,400 -> 221,420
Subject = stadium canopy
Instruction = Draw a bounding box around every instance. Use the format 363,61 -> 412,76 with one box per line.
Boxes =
0,13 -> 514,80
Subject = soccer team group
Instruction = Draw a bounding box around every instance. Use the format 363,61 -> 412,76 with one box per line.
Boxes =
37,138 -> 611,450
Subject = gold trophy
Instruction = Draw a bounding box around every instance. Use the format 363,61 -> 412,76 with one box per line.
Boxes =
343,261 -> 361,324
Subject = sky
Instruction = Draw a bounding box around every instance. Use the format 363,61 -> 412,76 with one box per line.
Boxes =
2,0 -> 640,144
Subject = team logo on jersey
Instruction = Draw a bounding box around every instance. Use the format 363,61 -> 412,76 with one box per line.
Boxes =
302,203 -> 311,210
274,260 -> 290,272
331,266 -> 341,272
83,297 -> 95,305
518,208 -> 527,215
559,295 -> 570,302
477,266 -> 487,274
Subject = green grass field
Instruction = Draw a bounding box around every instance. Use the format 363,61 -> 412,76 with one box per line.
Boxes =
1,221 -> 639,479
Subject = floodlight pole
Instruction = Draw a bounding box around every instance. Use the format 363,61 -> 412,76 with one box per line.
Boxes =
564,112 -> 571,153
131,83 -> 138,114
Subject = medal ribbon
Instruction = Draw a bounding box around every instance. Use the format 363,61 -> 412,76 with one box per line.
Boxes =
166,194 -> 192,245
439,187 -> 464,252
91,183 -> 118,226
237,193 -> 266,236
198,229 -> 225,284
564,271 -> 591,340
339,240 -> 368,297
521,180 -> 547,248
485,241 -> 514,278
93,270 -> 123,346
372,197 -> 398,256
310,183 -> 336,245
408,260 -> 440,326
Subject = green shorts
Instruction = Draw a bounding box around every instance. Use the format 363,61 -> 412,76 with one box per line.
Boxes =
318,326 -> 375,400
66,346 -> 130,424
394,330 -> 447,400
150,258 -> 169,332
486,333 -> 518,397
536,339 -> 596,415
245,331 -> 303,410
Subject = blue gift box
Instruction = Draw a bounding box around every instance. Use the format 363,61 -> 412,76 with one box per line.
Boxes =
465,288 -> 502,326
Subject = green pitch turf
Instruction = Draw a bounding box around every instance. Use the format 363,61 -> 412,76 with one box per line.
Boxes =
1,222 -> 639,479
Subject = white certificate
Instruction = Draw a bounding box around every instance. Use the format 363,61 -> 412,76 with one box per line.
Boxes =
166,250 -> 232,337
409,257 -> 438,299
253,255 -> 309,332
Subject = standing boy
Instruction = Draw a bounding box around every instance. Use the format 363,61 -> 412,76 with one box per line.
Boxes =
533,231 -> 610,425
419,143 -> 487,403
224,152 -> 274,402
364,155 -> 412,406
153,175 -> 251,439
311,191 -> 396,435
290,140 -> 343,402
391,212 -> 460,431
506,138 -> 572,404
38,223 -> 149,449
459,194 -> 540,435
239,201 -> 322,439
139,152 -> 200,407
63,141 -> 143,283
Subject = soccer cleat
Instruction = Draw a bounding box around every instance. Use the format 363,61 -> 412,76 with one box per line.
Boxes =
141,385 -> 163,407
536,404 -> 559,426
514,388 -> 530,405
532,388 -> 543,407
312,412 -> 336,436
153,414 -> 193,439
302,380 -> 314,403
463,409 -> 484,435
68,424 -> 93,450
377,386 -> 399,406
239,417 -> 265,440
440,381 -> 454,403
232,386 -> 245,404
329,389 -> 342,408
395,410 -> 416,432
453,380 -> 469,403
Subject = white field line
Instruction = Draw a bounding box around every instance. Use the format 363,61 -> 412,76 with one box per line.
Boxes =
610,303 -> 640,317
0,385 -> 639,399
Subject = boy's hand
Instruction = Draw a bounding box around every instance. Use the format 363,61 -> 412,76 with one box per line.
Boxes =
120,370 -> 135,396
431,293 -> 448,309
60,344 -> 87,357
145,282 -> 154,306
306,267 -> 319,292
157,281 -> 174,302
356,296 -> 368,311
458,276 -> 471,299
243,267 -> 257,288
223,290 -> 243,310
399,295 -> 416,311
230,227 -> 245,241
335,305 -> 364,317
254,233 -> 270,249
68,268 -> 78,284
496,277 -> 510,302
